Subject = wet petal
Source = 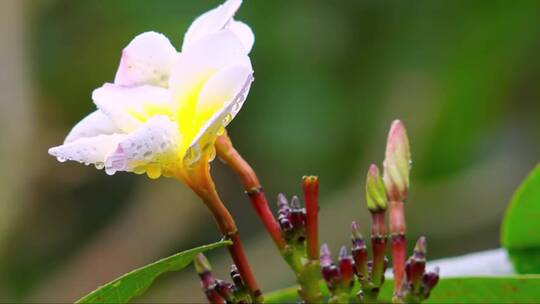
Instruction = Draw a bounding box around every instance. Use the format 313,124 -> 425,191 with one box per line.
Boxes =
182,0 -> 242,51
92,83 -> 173,132
114,31 -> 177,87
226,20 -> 254,53
170,29 -> 250,128
184,65 -> 253,167
65,110 -> 121,143
194,64 -> 253,124
171,30 -> 249,94
104,115 -> 182,179
48,134 -> 126,166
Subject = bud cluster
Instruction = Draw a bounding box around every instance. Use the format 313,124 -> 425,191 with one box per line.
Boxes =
399,237 -> 440,302
319,244 -> 355,303
199,120 -> 440,303
194,253 -> 252,304
277,194 -> 306,244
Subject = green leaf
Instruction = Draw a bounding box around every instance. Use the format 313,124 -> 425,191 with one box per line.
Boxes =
76,240 -> 231,304
502,164 -> 540,273
266,276 -> 540,303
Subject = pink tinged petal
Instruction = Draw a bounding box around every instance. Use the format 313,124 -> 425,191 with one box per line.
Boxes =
104,115 -> 181,179
226,20 -> 254,53
48,134 -> 126,167
114,31 -> 177,87
184,65 -> 253,167
170,30 -> 250,106
92,83 -> 173,133
64,110 -> 121,143
182,0 -> 242,51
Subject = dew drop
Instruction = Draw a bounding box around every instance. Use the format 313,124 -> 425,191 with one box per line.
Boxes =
133,166 -> 146,174
95,162 -> 105,170
222,113 -> 233,125
57,156 -> 67,163
183,144 -> 201,168
105,167 -> 116,176
146,164 -> 162,179
208,146 -> 216,162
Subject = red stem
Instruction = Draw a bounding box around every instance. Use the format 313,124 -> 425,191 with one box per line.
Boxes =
184,160 -> 263,303
215,133 -> 286,250
228,233 -> 263,301
389,200 -> 406,294
303,176 -> 319,261
371,212 -> 387,287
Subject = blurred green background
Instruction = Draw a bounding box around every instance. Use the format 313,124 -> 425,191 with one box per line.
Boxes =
1,0 -> 539,302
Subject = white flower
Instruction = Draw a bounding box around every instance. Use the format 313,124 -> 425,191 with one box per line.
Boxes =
48,0 -> 254,180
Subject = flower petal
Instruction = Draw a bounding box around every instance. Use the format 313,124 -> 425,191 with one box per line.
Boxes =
170,30 -> 250,124
183,64 -> 253,167
92,83 -> 173,133
114,31 -> 177,87
104,115 -> 182,179
64,110 -> 121,143
194,64 -> 253,125
48,134 -> 126,166
226,20 -> 254,53
182,0 -> 242,51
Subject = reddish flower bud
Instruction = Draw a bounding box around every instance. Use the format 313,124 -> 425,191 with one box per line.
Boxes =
338,246 -> 354,288
289,195 -> 306,233
383,120 -> 411,202
351,221 -> 368,280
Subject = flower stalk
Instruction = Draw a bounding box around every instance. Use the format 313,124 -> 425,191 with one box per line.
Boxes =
383,120 -> 411,298
303,175 -> 320,261
183,158 -> 263,303
216,132 -> 285,250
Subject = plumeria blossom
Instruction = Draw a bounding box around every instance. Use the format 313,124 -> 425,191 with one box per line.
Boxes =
48,0 -> 254,181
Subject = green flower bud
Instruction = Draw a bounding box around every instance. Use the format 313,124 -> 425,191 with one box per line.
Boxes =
366,164 -> 388,212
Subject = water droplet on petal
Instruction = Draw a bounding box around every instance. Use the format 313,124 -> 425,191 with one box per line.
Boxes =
222,113 -> 232,126
146,163 -> 162,179
183,144 -> 201,168
95,162 -> 105,170
57,156 -> 67,163
207,146 -> 216,162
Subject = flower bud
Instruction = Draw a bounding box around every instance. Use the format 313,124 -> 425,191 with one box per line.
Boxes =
406,237 -> 427,293
351,221 -> 365,249
194,254 -> 224,304
366,164 -> 388,212
338,246 -> 354,288
276,193 -> 294,234
213,279 -> 236,303
320,244 -> 339,289
422,267 -> 440,292
383,120 -> 411,202
230,264 -> 245,292
276,193 -> 290,217
413,236 -> 427,261
194,253 -> 212,275
351,221 -> 368,280
289,195 -> 306,233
